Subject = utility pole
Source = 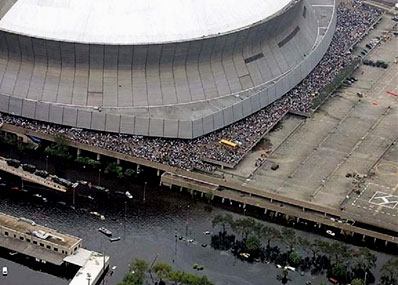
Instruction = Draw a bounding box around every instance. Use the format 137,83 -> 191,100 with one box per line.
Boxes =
45,155 -> 49,172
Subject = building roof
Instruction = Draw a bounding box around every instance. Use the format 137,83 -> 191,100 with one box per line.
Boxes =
0,0 -> 292,45
0,213 -> 81,249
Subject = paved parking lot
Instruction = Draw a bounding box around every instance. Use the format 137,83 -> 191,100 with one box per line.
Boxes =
230,16 -> 398,232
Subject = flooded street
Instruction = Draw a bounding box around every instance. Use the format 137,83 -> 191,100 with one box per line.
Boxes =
0,146 -> 395,285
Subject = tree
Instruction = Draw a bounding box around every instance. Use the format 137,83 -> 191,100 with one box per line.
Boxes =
117,258 -> 149,285
153,262 -> 172,281
129,258 -> 149,278
280,227 -> 297,252
308,238 -> 329,260
105,162 -> 124,178
381,258 -> 398,283
168,270 -> 214,285
351,278 -> 364,285
260,226 -> 280,247
233,218 -> 257,240
44,134 -> 72,159
277,268 -> 290,284
117,273 -> 145,285
212,214 -> 234,233
75,156 -> 101,167
331,262 -> 347,281
245,235 -> 260,251
325,242 -> 350,265
351,247 -> 377,273
288,250 -> 302,267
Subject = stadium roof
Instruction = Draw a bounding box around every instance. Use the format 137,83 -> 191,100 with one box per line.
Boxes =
0,0 -> 292,45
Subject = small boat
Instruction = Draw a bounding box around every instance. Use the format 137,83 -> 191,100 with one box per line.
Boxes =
2,266 -> 7,276
109,237 -> 121,242
9,251 -> 17,256
203,231 -> 211,235
90,211 -> 101,217
326,230 -> 335,237
284,266 -> 296,272
125,191 -> 133,199
98,227 -> 112,237
239,253 -> 250,259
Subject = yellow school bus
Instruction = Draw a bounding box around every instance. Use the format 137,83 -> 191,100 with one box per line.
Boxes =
219,139 -> 238,149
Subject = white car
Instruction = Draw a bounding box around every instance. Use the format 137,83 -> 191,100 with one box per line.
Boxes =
2,266 -> 8,276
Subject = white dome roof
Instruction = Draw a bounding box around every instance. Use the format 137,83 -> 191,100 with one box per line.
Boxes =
0,0 -> 292,44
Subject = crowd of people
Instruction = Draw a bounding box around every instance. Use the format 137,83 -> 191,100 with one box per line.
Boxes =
0,1 -> 383,172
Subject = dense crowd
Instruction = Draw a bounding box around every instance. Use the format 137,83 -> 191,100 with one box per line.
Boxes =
0,1 -> 383,172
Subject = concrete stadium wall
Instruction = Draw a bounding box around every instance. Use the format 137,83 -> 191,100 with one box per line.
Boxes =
0,0 -> 336,139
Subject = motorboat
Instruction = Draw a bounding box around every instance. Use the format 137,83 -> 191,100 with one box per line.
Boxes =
90,211 -> 101,217
109,237 -> 121,242
2,266 -> 7,276
125,191 -> 133,199
326,230 -> 335,236
98,227 -> 112,237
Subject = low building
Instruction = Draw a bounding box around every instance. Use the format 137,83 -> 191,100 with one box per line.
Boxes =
0,212 -> 82,265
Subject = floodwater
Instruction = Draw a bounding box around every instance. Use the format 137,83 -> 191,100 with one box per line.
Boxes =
0,146 -> 395,285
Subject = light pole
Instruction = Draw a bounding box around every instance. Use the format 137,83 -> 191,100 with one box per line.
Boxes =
45,155 -> 49,172
364,271 -> 367,285
86,273 -> 91,285
98,169 -> 101,186
143,181 -> 147,203
124,201 -> 127,222
71,182 -> 79,206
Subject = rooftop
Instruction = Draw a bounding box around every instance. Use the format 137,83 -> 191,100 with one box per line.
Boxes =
0,0 -> 292,44
0,213 -> 81,249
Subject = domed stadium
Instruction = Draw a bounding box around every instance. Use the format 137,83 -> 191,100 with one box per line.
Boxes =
0,0 -> 336,138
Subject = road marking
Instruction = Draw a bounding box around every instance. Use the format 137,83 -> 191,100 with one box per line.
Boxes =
369,191 -> 398,209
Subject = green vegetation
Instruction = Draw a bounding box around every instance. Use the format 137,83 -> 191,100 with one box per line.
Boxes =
245,235 -> 260,251
105,162 -> 124,178
351,279 -> 364,285
288,251 -> 301,267
0,134 -> 36,151
44,134 -> 72,159
211,213 -> 234,233
124,168 -> 135,177
118,258 -> 213,285
117,258 -> 148,285
75,156 -> 101,167
332,262 -> 347,281
211,215 -> 380,284
381,257 -> 398,285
